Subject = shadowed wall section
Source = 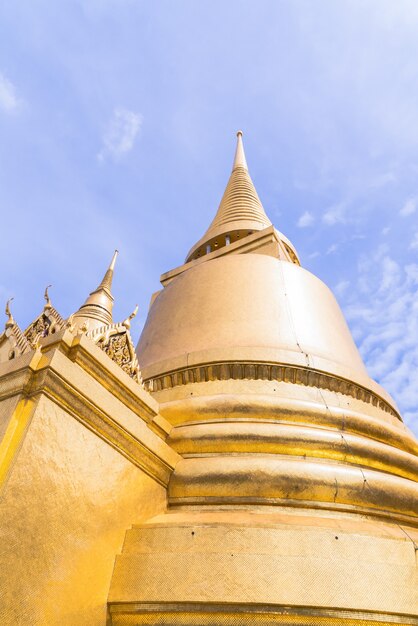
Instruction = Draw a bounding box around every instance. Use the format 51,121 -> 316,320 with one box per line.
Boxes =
0,334 -> 179,626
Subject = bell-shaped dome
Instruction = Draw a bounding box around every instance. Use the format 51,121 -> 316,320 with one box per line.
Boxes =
137,134 -> 395,414
139,253 -> 371,385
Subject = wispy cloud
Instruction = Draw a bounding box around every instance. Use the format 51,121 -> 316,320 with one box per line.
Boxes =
369,171 -> 397,189
400,197 -> 417,217
344,250 -> 418,433
326,243 -> 338,254
322,202 -> 346,226
98,108 -> 143,162
379,255 -> 401,293
409,233 -> 418,250
0,72 -> 21,112
405,264 -> 418,284
335,280 -> 350,297
297,211 -> 314,228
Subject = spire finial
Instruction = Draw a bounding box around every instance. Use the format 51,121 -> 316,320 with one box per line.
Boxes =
5,298 -> 15,328
232,130 -> 248,171
44,285 -> 52,309
109,249 -> 118,272
97,249 -> 118,293
123,304 -> 138,329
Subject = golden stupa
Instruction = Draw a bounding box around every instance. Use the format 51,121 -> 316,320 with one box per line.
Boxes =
0,132 -> 417,625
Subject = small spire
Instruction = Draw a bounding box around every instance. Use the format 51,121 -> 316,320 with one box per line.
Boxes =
44,285 -> 52,309
96,250 -> 118,293
232,130 -> 248,171
71,250 -> 118,332
5,298 -> 15,328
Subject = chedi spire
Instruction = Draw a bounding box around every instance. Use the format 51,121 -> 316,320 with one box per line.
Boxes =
186,131 -> 272,261
72,250 -> 118,332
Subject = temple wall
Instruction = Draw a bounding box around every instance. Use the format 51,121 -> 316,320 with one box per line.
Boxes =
0,394 -> 167,626
0,394 -> 20,441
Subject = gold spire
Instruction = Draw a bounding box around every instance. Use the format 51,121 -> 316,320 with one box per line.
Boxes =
72,250 -> 118,331
97,249 -> 118,293
186,131 -> 272,262
232,130 -> 248,170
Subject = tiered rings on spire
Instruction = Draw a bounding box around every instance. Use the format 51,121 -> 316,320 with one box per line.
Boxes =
71,250 -> 118,332
187,132 -> 272,261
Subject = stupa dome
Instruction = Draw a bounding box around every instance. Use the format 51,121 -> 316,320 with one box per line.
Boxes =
115,132 -> 418,625
139,253 -> 385,397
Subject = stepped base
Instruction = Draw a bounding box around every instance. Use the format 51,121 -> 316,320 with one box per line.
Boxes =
108,509 -> 418,625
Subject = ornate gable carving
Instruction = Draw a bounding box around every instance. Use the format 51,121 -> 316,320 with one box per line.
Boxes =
23,287 -> 66,348
88,322 -> 142,384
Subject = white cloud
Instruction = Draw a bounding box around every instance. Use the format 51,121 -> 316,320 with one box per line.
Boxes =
379,256 -> 400,293
381,226 -> 390,235
335,280 -> 350,297
0,73 -> 21,112
405,264 -> 418,284
409,233 -> 418,250
322,202 -> 346,225
400,197 -> 416,217
344,247 -> 418,434
297,211 -> 314,228
98,108 -> 143,162
326,243 -> 338,254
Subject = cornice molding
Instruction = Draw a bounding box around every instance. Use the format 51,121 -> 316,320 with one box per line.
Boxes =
144,361 -> 400,420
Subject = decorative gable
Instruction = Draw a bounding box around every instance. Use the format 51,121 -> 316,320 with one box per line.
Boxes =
88,322 -> 142,384
23,287 -> 66,348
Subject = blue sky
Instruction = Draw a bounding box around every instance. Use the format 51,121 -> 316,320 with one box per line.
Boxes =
1,1 -> 417,434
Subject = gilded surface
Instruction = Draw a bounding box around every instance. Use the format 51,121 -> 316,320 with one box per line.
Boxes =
109,510 -> 418,623
0,395 -> 166,626
23,288 -> 67,348
145,359 -> 399,418
71,250 -> 118,332
102,332 -> 132,372
93,323 -> 142,383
